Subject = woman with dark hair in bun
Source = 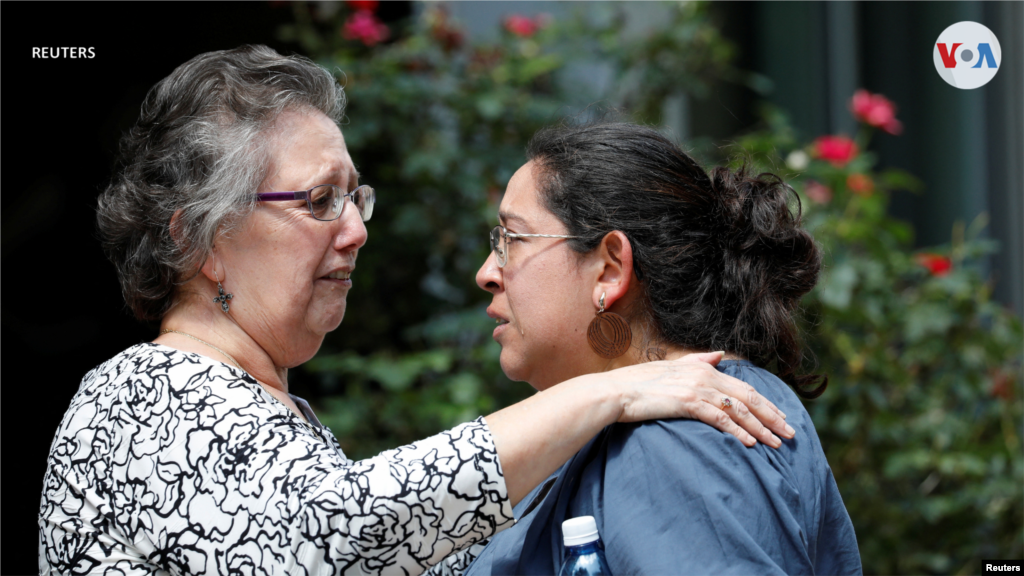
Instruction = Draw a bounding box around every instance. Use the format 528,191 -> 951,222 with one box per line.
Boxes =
457,122 -> 861,575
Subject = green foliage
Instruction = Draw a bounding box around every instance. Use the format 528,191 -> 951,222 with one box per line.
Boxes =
283,3 -> 1022,573
733,114 -> 1023,573
281,1 -> 738,459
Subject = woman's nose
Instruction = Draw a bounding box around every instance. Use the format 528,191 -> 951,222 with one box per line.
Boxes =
476,250 -> 503,293
333,205 -> 368,252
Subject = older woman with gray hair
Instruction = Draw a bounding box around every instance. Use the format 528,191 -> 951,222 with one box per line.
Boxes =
38,45 -> 792,575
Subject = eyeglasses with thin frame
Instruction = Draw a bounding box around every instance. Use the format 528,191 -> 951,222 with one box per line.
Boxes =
256,184 -> 375,222
489,225 -> 579,267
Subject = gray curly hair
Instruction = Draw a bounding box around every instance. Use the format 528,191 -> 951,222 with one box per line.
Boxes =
97,45 -> 344,321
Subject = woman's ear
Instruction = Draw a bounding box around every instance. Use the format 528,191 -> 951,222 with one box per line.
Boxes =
173,210 -> 222,285
199,249 -> 223,285
592,231 -> 633,310
169,209 -> 186,248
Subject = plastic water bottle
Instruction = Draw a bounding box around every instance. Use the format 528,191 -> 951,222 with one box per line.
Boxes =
557,516 -> 613,576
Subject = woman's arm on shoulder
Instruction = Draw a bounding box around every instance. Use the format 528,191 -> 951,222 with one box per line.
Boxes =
290,353 -> 792,573
486,352 -> 794,506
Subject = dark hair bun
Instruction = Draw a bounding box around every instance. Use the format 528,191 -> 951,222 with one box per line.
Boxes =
710,167 -> 826,397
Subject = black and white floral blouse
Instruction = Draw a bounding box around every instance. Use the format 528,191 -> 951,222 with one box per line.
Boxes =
39,343 -> 514,574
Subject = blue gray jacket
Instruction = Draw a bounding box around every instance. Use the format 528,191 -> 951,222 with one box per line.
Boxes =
466,360 -> 862,575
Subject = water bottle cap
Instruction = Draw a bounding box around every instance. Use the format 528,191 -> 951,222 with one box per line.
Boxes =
562,516 -> 600,547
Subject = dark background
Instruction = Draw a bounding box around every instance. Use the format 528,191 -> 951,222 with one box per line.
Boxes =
2,6 -> 280,572
0,3 -> 396,572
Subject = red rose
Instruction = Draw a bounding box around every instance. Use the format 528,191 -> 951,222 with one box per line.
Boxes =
915,253 -> 952,276
504,15 -> 540,38
850,89 -> 903,135
846,173 -> 874,197
804,180 -> 833,204
342,10 -> 390,46
346,0 -> 379,12
812,135 -> 859,167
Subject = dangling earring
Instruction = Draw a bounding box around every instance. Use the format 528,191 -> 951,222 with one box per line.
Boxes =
587,292 -> 632,359
211,258 -> 233,313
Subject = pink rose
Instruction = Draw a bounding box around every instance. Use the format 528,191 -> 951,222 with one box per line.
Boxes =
342,10 -> 390,46
504,15 -> 540,37
850,89 -> 903,135
804,180 -> 833,204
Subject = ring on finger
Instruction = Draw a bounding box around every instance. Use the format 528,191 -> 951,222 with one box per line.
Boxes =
721,397 -> 733,409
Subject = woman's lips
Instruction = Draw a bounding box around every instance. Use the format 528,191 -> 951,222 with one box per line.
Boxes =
487,307 -> 510,338
318,270 -> 353,286
492,317 -> 510,338
492,323 -> 506,339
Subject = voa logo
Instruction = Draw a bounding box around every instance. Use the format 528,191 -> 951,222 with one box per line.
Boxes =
933,21 -> 1002,89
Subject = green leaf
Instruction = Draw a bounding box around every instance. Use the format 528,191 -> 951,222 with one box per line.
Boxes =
819,263 -> 858,309
447,372 -> 482,405
475,94 -> 504,120
904,303 -> 955,342
878,168 -> 924,193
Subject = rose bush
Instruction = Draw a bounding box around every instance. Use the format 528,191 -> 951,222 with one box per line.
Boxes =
732,97 -> 1022,573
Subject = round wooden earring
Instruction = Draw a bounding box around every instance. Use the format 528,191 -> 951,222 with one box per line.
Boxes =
587,311 -> 632,359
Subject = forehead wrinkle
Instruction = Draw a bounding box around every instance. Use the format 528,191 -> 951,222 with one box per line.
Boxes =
498,210 -> 527,225
311,160 -> 353,187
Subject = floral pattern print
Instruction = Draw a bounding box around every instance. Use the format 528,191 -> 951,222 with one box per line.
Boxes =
39,343 -> 514,575
426,540 -> 489,576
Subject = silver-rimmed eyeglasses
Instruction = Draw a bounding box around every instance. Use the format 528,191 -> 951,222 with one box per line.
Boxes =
256,184 -> 375,222
489,225 -> 579,267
